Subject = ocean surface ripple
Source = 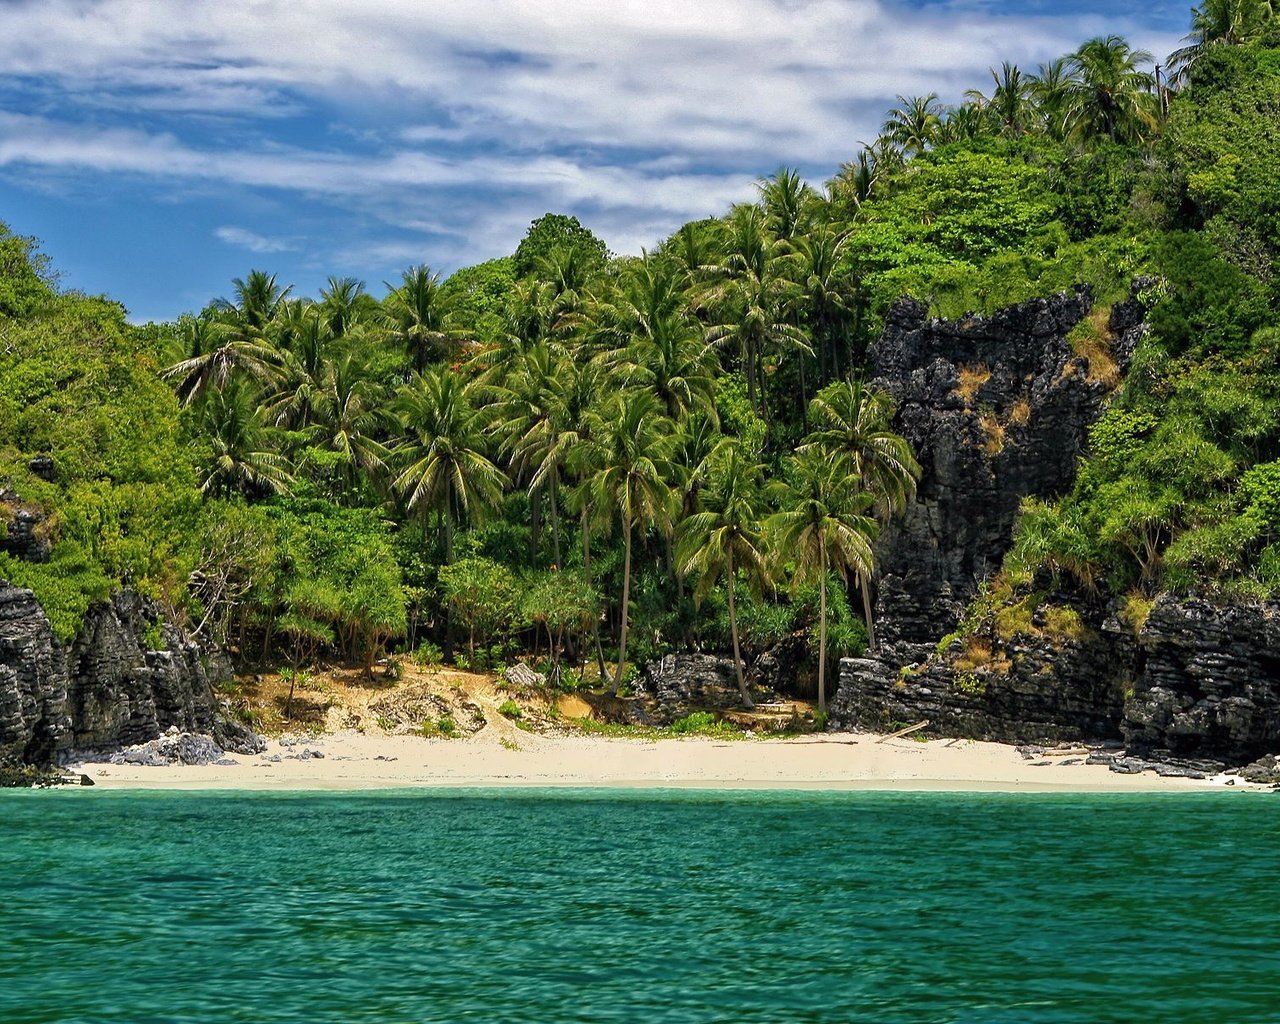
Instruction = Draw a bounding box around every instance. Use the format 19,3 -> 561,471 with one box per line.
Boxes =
2,789 -> 1278,1023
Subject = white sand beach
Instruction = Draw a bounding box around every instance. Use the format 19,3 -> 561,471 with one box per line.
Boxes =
71,730 -> 1257,793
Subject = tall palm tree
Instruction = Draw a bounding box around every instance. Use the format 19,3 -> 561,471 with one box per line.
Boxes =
165,272 -> 291,405
394,367 -> 508,568
794,227 -> 854,387
495,341 -> 571,564
827,149 -> 880,218
934,102 -> 988,146
319,276 -> 372,339
580,389 -> 676,693
768,449 -> 877,712
881,94 -> 943,157
1169,0 -> 1275,81
758,168 -> 816,247
215,270 -> 292,333
1064,36 -> 1159,145
1030,57 -> 1074,140
384,266 -> 461,375
677,445 -> 772,708
802,380 -> 920,649
966,62 -> 1032,136
264,305 -> 334,429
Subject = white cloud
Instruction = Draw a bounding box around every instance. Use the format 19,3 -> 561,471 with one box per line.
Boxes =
214,226 -> 296,253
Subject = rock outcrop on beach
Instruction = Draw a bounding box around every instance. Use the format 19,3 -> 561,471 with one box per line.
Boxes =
834,590 -> 1280,767
0,579 -> 262,767
1122,596 -> 1280,764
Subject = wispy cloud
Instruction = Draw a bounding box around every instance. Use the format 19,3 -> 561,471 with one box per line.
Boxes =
0,0 -> 1185,318
214,226 -> 296,253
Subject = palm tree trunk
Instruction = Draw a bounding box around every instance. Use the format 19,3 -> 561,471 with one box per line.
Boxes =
860,572 -> 877,651
441,509 -> 455,664
611,516 -> 633,695
549,471 -> 562,567
726,549 -> 754,709
798,352 -> 810,432
818,543 -> 828,713
582,507 -> 608,681
530,486 -> 542,563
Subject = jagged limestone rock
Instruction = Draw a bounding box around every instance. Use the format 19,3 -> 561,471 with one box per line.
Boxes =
0,579 -> 259,766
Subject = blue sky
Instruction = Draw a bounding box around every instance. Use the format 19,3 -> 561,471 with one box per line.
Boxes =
0,0 -> 1188,322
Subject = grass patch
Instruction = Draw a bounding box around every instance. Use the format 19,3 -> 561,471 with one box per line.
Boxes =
955,363 -> 992,404
978,408 -> 1006,455
1119,589 -> 1155,636
1068,306 -> 1121,388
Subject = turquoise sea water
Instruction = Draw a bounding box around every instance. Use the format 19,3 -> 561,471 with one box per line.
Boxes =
1,789 -> 1278,1023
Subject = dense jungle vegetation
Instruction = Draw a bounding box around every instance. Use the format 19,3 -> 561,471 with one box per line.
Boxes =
2,2 -> 1278,709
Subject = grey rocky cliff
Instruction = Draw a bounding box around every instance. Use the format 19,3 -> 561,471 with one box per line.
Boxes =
0,579 -> 261,767
865,287 -> 1116,650
829,288 -> 1280,767
830,287 -> 1151,745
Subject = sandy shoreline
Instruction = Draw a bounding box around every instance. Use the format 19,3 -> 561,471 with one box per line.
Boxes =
64,730 -> 1262,793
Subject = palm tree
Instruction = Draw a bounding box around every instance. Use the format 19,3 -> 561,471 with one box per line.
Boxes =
758,168 -> 816,247
165,271 -> 291,404
495,341 -> 572,564
934,102 -> 988,146
264,305 -> 334,429
826,149 -> 880,218
768,449 -> 877,712
802,380 -> 920,650
305,352 -> 394,497
607,259 -> 719,421
1169,0 -> 1275,81
394,367 -> 508,568
580,389 -> 676,693
881,94 -> 942,157
1064,36 -> 1159,145
966,62 -> 1032,136
794,227 -> 854,387
384,266 -> 462,375
216,270 -> 292,333
197,379 -> 294,499
1030,57 -> 1074,140
705,204 -> 808,427
319,276 -> 372,339
677,445 -> 771,708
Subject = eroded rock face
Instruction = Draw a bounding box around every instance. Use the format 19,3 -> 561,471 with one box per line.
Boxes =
0,579 -> 254,766
867,288 -> 1110,649
830,287 -> 1154,747
0,583 -> 71,765
830,616 -> 1131,745
1123,596 -> 1280,764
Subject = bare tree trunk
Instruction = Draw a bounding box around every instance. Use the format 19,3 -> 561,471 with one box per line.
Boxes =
726,549 -> 754,709
582,507 -> 608,682
530,486 -> 542,564
441,509 -> 454,664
